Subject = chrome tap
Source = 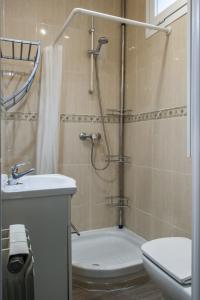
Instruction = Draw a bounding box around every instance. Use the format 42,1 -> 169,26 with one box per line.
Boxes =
79,132 -> 101,142
8,162 -> 35,185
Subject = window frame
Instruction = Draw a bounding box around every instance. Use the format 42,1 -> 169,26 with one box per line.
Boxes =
146,0 -> 188,38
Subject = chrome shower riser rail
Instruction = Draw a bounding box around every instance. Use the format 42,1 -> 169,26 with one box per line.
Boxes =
118,0 -> 126,229
53,7 -> 171,45
89,17 -> 95,94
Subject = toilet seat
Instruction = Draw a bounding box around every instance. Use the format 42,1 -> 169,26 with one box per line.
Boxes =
141,237 -> 191,285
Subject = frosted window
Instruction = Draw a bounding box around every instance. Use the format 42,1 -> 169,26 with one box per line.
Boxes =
155,0 -> 177,16
146,0 -> 187,38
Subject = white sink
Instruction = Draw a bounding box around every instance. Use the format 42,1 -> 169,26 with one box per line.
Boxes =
1,173 -> 77,199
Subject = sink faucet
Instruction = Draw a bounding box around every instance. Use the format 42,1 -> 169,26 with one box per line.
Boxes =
8,162 -> 35,185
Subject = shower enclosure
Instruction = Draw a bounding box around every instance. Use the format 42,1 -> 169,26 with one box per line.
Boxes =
51,0 -> 173,291
52,4 -> 170,230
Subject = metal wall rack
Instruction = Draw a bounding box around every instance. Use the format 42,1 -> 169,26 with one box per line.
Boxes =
0,37 -> 41,110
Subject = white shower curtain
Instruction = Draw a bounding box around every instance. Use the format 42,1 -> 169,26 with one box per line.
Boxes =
36,45 -> 63,174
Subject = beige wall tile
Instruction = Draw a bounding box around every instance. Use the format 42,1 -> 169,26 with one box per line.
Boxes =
171,226 -> 191,239
124,163 -> 135,205
171,118 -> 192,174
135,166 -> 153,214
151,36 -> 175,110
90,203 -> 117,229
130,209 -> 174,241
124,205 -> 135,231
71,204 -> 91,231
3,120 -> 37,172
133,121 -> 153,167
126,2 -> 187,112
151,169 -> 173,224
60,164 -> 91,207
136,62 -> 153,113
61,71 -> 91,115
133,208 -> 152,240
152,119 -> 174,171
4,18 -> 37,41
125,122 -> 192,239
124,123 -> 134,158
91,164 -> 118,205
150,217 -> 173,240
35,0 -> 66,26
171,172 -> 192,234
125,2 -> 191,240
126,26 -> 137,111
4,0 -> 37,24
60,122 -> 91,165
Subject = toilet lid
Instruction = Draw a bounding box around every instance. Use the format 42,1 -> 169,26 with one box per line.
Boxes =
141,237 -> 191,285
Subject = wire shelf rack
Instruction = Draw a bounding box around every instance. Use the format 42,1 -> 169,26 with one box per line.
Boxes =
106,196 -> 130,207
0,37 -> 41,110
106,154 -> 131,164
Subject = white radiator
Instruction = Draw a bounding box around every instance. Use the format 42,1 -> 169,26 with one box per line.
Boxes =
2,224 -> 35,300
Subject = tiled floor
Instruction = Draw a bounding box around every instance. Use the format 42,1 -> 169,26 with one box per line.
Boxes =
73,279 -> 164,300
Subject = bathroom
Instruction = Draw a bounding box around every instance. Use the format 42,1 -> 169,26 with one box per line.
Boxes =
1,0 -> 200,299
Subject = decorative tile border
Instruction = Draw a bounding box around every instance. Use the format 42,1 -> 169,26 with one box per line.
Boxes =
60,114 -> 119,123
124,106 -> 187,123
2,106 -> 187,123
2,112 -> 38,121
2,112 -> 119,123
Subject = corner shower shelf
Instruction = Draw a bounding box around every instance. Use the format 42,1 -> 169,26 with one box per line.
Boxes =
0,37 -> 41,110
106,155 -> 131,164
106,196 -> 129,208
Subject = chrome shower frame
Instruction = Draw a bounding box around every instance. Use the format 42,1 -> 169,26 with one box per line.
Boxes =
118,0 -> 126,229
191,0 -> 200,299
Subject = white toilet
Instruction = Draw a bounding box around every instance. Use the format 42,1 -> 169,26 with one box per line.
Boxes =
141,237 -> 191,300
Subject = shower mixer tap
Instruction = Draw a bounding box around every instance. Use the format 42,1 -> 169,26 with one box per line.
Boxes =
8,162 -> 35,185
79,132 -> 101,142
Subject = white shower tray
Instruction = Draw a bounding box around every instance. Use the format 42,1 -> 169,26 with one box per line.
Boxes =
72,227 -> 146,278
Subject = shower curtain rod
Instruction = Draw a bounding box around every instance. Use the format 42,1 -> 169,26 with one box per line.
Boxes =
53,7 -> 171,45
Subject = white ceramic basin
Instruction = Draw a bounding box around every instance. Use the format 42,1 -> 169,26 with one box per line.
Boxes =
1,174 -> 77,199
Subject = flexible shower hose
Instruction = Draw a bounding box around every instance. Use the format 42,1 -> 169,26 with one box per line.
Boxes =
91,56 -> 111,171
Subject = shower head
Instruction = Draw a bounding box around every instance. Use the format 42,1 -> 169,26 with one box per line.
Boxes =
88,36 -> 109,56
96,36 -> 109,53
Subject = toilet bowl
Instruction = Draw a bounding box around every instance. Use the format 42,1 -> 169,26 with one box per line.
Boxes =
141,237 -> 191,300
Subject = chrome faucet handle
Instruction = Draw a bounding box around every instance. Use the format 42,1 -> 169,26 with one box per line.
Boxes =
11,162 -> 26,174
79,132 -> 90,141
8,162 -> 35,185
79,132 -> 101,142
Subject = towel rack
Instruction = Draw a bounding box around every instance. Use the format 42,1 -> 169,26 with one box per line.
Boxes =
2,225 -> 35,300
0,37 -> 41,110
